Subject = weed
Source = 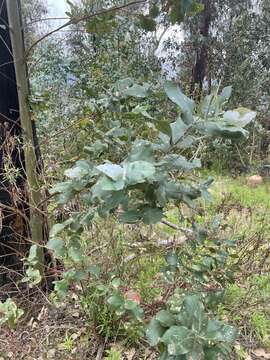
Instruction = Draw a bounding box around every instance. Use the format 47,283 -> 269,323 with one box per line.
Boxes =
250,311 -> 270,348
134,255 -> 164,303
104,348 -> 122,360
62,333 -> 74,352
81,285 -> 121,340
225,284 -> 246,308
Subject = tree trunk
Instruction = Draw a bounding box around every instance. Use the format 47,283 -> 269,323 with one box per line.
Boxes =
0,0 -> 44,284
190,0 -> 212,98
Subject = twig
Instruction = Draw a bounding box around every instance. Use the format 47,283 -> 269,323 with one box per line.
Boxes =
88,243 -> 109,256
161,219 -> 194,237
25,17 -> 69,26
156,236 -> 188,247
235,143 -> 246,168
96,335 -> 108,360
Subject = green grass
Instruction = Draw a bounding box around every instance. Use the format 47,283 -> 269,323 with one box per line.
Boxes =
104,348 -> 122,360
196,172 -> 270,350
214,177 -> 269,208
219,274 -> 270,349
250,311 -> 270,348
133,255 -> 165,303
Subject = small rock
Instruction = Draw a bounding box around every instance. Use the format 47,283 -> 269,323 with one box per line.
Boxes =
252,348 -> 270,359
47,349 -> 56,359
247,175 -> 263,187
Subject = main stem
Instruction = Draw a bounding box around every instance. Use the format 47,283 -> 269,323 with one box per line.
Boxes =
7,0 -> 44,272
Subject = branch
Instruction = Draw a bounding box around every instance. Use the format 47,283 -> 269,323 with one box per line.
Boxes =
161,219 -> 195,238
25,0 -> 147,57
25,17 -> 69,26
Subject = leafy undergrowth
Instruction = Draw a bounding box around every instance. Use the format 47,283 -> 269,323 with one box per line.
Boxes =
0,175 -> 269,359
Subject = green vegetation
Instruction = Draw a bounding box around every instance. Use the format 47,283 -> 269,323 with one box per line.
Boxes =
0,0 -> 269,359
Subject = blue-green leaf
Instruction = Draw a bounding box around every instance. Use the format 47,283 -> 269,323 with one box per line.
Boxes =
156,310 -> 176,327
124,161 -> 155,185
47,238 -> 66,258
146,318 -> 166,346
119,209 -> 141,224
170,118 -> 188,145
96,163 -> 123,181
142,207 -> 163,224
161,325 -> 194,355
107,293 -> 124,309
164,81 -> 195,123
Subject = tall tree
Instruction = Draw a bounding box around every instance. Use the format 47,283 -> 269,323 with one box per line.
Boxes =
189,0 -> 212,97
179,0 -> 252,95
0,0 -> 44,284
0,0 -> 26,283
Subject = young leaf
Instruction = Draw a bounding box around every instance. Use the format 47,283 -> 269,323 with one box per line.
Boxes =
23,268 -> 42,287
0,299 -> 24,329
87,265 -> 101,278
220,86 -> 232,103
124,300 -> 137,310
131,306 -> 144,321
165,253 -> 179,267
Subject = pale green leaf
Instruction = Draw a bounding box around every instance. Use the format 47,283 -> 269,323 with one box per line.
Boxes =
124,161 -> 155,185
161,326 -> 194,355
146,318 -> 166,346
96,163 -> 123,181
164,81 -> 195,121
47,238 -> 66,258
170,118 -> 188,145
107,293 -> 124,309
